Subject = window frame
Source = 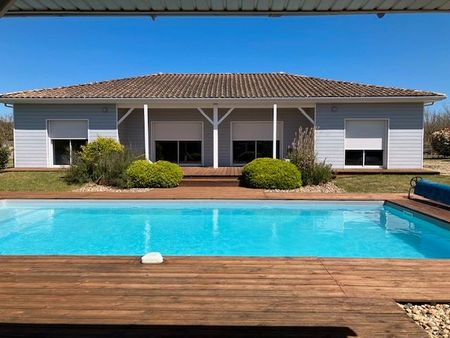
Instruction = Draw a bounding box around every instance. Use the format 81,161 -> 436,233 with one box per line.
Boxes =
345,149 -> 384,167
343,118 -> 389,169
46,119 -> 89,168
151,121 -> 204,166
232,140 -> 281,165
52,139 -> 88,166
230,121 -> 284,166
155,140 -> 203,165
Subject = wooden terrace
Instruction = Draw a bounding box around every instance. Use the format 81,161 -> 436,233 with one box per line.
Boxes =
1,255 -> 450,337
0,193 -> 449,337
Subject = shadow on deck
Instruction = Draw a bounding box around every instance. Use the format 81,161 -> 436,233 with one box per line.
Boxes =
0,324 -> 357,338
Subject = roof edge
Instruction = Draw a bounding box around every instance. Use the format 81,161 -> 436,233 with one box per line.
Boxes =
1,95 -> 446,106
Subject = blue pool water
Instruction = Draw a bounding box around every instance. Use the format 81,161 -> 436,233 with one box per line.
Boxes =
0,200 -> 449,258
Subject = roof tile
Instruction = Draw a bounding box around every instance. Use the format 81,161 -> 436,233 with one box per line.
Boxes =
0,73 -> 443,99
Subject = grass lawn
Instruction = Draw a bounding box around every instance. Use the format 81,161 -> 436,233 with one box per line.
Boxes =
334,174 -> 450,193
0,171 -> 80,192
1,171 -> 450,194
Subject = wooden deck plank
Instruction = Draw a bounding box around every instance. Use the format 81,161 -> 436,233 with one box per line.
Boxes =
0,256 -> 444,337
182,167 -> 243,177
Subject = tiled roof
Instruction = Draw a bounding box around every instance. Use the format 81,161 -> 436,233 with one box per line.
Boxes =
0,73 -> 444,100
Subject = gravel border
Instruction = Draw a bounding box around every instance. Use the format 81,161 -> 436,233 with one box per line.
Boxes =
399,303 -> 450,338
265,182 -> 345,193
74,183 -> 154,193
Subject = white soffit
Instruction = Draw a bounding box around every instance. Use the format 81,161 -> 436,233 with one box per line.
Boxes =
2,0 -> 450,17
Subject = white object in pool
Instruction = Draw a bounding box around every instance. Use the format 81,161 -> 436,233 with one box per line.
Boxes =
141,252 -> 164,264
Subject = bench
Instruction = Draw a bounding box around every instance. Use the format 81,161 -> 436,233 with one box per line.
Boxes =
409,177 -> 450,206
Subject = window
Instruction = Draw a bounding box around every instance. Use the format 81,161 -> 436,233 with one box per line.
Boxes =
52,139 -> 87,165
233,140 -> 280,164
345,120 -> 387,167
345,150 -> 363,166
155,141 -> 178,163
48,120 -> 88,166
155,141 -> 202,165
179,141 -> 202,164
364,150 -> 384,166
345,150 -> 383,166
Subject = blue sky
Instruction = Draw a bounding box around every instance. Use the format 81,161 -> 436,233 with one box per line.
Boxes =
0,13 -> 449,116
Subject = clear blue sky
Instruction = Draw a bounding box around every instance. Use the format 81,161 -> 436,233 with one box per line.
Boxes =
0,13 -> 449,117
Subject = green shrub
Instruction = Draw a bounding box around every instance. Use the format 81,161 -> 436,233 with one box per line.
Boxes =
125,160 -> 153,188
126,160 -> 183,188
0,146 -> 9,170
241,158 -> 302,190
287,127 -> 334,186
79,137 -> 124,163
310,161 -> 334,185
431,128 -> 450,157
65,138 -> 133,187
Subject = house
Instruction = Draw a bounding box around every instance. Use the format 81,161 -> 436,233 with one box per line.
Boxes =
0,73 -> 445,169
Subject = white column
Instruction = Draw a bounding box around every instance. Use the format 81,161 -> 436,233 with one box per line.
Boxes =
213,105 -> 219,168
272,103 -> 277,159
144,104 -> 149,161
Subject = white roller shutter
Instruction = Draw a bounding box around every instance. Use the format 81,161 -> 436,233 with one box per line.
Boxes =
153,121 -> 202,141
48,120 -> 88,139
232,122 -> 282,141
345,120 -> 386,150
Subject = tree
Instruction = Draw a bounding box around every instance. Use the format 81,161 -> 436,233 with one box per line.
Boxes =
0,114 -> 13,146
424,105 -> 450,154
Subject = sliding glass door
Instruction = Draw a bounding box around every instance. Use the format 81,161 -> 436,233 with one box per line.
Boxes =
155,141 -> 202,165
232,140 -> 280,165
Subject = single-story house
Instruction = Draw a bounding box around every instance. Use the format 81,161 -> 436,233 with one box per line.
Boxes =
0,73 -> 445,169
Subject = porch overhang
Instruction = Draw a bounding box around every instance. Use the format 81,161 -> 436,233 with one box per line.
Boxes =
2,0 -> 450,18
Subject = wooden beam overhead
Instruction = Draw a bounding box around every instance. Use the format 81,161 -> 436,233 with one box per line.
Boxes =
1,0 -> 450,17
0,0 -> 15,17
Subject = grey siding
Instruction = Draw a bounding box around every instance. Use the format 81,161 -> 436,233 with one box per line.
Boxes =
315,103 -> 424,169
14,104 -> 117,168
118,108 -> 311,166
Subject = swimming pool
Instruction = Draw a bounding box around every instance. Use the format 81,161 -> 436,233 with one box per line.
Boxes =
0,200 -> 449,258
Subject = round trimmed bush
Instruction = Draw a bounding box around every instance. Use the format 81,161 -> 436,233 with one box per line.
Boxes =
241,158 -> 302,190
126,160 -> 183,188
431,128 -> 450,157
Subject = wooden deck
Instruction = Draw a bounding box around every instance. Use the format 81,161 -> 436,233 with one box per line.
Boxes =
182,167 -> 242,177
2,256 -> 449,337
0,193 -> 449,337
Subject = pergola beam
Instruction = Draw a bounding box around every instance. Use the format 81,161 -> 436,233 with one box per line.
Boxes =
297,107 -> 315,126
0,0 -> 15,17
118,108 -> 134,125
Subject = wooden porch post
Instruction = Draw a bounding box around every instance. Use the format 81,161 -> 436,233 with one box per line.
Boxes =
272,103 -> 277,159
144,104 -> 149,161
213,105 -> 219,168
197,106 -> 234,168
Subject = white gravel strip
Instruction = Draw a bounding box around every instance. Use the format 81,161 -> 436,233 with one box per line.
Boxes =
74,183 -> 154,193
265,182 -> 345,193
399,303 -> 450,338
